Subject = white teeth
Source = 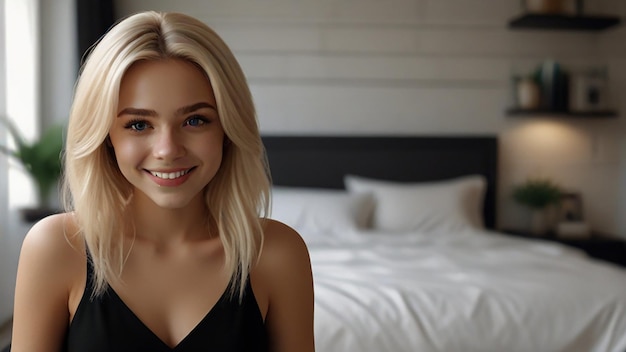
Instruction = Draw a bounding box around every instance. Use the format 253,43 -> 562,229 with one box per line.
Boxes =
150,169 -> 190,179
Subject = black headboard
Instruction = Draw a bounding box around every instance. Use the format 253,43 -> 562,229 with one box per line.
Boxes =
262,135 -> 498,230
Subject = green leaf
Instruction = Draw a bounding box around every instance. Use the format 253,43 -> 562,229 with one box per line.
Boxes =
512,178 -> 562,209
0,117 -> 65,206
0,115 -> 26,150
37,124 -> 65,160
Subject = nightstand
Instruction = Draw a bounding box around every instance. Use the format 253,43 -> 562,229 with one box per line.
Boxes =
501,229 -> 626,268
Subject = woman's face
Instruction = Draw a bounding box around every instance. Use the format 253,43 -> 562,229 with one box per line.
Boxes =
109,58 -> 225,209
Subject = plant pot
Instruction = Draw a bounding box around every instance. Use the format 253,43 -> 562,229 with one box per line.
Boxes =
530,209 -> 547,236
20,207 -> 61,223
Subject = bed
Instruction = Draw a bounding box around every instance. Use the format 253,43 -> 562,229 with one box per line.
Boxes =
262,135 -> 626,352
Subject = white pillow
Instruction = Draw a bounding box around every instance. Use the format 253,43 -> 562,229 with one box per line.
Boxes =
270,186 -> 374,234
344,175 -> 486,233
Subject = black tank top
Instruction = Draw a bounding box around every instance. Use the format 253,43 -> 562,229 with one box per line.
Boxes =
63,257 -> 269,351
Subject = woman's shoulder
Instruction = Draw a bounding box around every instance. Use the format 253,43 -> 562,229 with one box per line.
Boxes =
255,219 -> 311,279
19,212 -> 85,277
260,219 -> 309,260
12,213 -> 86,350
252,220 -> 314,350
23,212 -> 83,251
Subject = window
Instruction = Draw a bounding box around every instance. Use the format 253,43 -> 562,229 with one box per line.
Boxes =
0,0 -> 40,322
5,0 -> 40,211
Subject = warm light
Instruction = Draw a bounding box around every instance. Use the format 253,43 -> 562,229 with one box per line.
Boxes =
502,119 -> 593,165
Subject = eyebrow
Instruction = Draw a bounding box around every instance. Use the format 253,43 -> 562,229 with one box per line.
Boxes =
117,102 -> 217,117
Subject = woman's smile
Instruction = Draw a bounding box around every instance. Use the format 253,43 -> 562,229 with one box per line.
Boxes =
145,167 -> 196,187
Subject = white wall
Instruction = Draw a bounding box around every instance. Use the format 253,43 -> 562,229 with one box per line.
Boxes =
40,0 -> 77,129
598,1 -> 626,237
115,0 -> 626,237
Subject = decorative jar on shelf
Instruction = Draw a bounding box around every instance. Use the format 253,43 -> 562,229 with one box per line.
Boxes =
525,0 -> 568,14
516,77 -> 541,110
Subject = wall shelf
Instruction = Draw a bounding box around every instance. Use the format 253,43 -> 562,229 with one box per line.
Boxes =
506,108 -> 618,118
508,14 -> 621,31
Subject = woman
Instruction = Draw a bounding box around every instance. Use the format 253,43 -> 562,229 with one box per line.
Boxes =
11,11 -> 314,352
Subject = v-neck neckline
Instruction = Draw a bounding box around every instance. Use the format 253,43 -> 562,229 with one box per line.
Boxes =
108,283 -> 230,350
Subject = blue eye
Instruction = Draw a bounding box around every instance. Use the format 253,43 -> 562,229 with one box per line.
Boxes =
124,119 -> 149,131
185,116 -> 208,127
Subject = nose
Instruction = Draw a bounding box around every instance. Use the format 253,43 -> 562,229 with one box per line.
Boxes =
152,128 -> 185,161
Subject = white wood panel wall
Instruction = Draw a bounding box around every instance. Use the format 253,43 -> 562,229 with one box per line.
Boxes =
115,0 -> 626,236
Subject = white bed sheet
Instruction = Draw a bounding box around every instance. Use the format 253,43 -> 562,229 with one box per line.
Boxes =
306,229 -> 626,352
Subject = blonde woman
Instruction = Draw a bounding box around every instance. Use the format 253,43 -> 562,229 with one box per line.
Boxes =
11,11 -> 314,352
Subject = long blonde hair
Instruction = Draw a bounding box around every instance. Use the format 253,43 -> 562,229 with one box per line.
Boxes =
63,11 -> 270,298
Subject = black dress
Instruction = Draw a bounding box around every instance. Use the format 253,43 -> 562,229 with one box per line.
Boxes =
63,258 -> 269,352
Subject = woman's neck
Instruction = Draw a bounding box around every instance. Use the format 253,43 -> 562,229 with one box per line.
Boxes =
125,191 -> 213,244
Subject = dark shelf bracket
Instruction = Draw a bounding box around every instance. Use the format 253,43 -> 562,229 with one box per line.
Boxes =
508,13 -> 621,31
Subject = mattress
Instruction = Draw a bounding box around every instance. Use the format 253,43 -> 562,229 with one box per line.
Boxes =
306,229 -> 626,352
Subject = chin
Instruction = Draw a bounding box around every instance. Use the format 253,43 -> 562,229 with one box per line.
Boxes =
130,179 -> 209,211
151,196 -> 199,210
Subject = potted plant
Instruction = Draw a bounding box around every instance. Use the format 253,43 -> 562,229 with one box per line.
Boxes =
0,116 -> 65,222
512,177 -> 562,235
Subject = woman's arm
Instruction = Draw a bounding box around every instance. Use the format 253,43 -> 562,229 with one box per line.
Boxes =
259,220 -> 315,352
11,214 -> 79,352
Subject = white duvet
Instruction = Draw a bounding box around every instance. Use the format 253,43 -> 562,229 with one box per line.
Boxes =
305,229 -> 626,352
